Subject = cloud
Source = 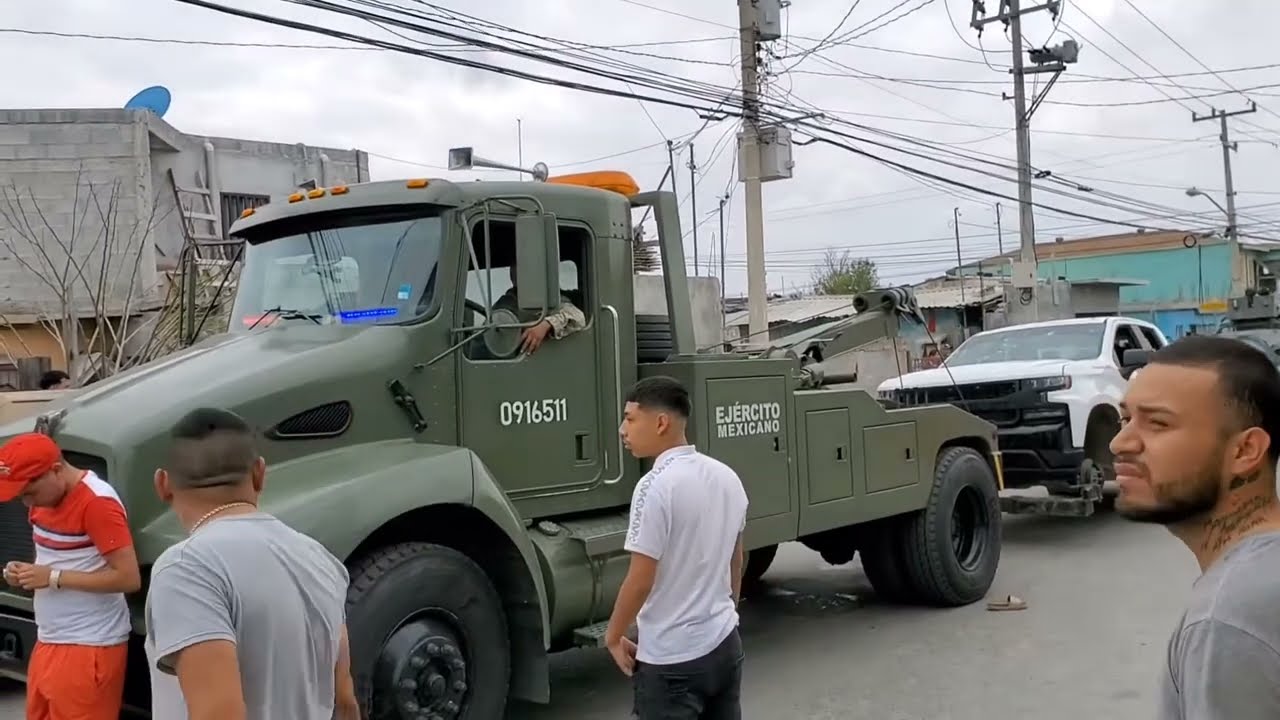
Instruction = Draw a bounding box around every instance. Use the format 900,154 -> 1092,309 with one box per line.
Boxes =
4,0 -> 1280,294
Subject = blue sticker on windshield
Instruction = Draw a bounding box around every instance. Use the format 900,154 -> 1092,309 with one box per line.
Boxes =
339,307 -> 399,323
397,283 -> 412,300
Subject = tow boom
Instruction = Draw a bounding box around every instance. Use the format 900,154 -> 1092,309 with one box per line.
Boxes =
757,286 -> 925,389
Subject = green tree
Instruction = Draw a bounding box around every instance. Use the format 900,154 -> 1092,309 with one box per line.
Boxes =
810,248 -> 878,295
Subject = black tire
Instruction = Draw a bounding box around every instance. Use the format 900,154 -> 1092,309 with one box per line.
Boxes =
346,542 -> 510,720
857,517 -> 917,604
899,446 -> 1002,607
742,544 -> 778,589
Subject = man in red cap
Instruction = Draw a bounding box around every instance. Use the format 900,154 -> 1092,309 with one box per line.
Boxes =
0,432 -> 141,720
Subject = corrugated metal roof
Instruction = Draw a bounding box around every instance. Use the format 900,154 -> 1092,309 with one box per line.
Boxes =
913,280 -> 1004,309
725,281 -> 1007,326
724,295 -> 858,327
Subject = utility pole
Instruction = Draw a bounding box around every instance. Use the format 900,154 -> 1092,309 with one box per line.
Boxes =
688,143 -> 698,277
954,207 -> 969,336
971,0 -> 1077,323
738,0 -> 768,342
995,202 -> 1004,256
516,118 -> 523,178
666,140 -> 678,196
718,193 -> 728,307
1193,102 -> 1256,297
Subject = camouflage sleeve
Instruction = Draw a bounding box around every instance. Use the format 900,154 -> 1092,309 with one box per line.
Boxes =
544,297 -> 587,339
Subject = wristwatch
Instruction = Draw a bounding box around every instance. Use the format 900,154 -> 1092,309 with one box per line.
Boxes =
49,569 -> 61,590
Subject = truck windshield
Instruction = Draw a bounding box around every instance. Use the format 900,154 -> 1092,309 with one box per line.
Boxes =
230,213 -> 444,331
944,323 -> 1105,366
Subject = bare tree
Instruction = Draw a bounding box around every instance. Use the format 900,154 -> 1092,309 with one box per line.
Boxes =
810,248 -> 879,296
0,166 -> 174,382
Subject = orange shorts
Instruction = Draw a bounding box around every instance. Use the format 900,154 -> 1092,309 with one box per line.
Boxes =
26,641 -> 128,720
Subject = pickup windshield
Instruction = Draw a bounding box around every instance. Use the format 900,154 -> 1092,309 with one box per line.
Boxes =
230,212 -> 444,331
945,323 -> 1106,366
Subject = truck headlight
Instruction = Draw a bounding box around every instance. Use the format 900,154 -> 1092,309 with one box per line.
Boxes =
1021,375 -> 1071,392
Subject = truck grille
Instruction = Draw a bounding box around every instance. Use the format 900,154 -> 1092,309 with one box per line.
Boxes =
0,451 -> 109,599
894,381 -> 1020,405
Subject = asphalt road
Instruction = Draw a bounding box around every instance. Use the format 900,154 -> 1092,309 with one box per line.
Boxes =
0,509 -> 1198,719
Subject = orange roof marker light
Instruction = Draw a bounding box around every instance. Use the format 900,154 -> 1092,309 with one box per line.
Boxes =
546,170 -> 641,197
307,188 -> 326,199
406,178 -> 430,189
330,185 -> 350,195
239,207 -> 256,219
287,191 -> 305,203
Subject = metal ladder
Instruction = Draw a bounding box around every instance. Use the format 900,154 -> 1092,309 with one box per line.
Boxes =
166,168 -> 224,259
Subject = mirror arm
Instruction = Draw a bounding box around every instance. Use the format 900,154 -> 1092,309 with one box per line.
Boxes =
424,327 -> 488,368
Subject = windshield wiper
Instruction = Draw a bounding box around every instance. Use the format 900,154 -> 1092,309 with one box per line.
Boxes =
247,306 -> 324,331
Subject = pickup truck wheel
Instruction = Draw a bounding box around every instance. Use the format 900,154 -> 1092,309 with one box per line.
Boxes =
858,517 -> 916,604
742,544 -> 778,589
346,542 -> 510,720
900,446 -> 1002,607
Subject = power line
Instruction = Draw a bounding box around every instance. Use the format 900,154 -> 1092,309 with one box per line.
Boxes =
166,0 -> 1263,243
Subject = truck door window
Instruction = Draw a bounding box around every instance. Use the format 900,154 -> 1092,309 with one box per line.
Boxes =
1112,324 -> 1142,365
1137,326 -> 1165,350
461,219 -> 590,360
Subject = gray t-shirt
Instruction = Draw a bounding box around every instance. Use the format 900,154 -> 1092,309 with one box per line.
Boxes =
144,512 -> 350,719
1158,530 -> 1280,719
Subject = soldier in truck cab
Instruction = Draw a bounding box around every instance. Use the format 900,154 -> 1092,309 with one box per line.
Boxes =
493,263 -> 586,355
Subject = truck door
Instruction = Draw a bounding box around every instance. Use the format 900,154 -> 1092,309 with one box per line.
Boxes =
457,217 -> 610,497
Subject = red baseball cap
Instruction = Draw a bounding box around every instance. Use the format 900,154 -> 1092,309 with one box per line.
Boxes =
0,433 -> 61,502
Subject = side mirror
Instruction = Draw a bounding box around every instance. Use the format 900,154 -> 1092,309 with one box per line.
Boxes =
514,213 -> 561,312
1119,348 -> 1150,380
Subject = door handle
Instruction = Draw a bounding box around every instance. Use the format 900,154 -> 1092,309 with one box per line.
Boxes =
575,432 -> 590,462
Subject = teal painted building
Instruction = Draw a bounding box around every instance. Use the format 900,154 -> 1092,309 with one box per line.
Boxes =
964,230 -> 1262,340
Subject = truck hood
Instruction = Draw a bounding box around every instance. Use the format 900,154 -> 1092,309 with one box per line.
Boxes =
0,323 -> 398,446
878,359 -> 1071,391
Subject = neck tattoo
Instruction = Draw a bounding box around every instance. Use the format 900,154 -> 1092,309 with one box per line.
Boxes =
190,502 -> 257,534
1202,495 -> 1272,555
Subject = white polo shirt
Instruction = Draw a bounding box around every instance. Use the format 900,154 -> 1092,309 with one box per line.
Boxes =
624,444 -> 749,665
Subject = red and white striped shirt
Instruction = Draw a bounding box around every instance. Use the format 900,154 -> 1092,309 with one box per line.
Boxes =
29,471 -> 133,646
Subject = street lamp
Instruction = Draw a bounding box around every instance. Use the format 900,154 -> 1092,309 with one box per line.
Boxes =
1186,186 -> 1229,218
1187,185 -> 1243,299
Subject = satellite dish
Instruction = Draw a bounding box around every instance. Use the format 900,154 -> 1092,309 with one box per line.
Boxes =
124,86 -> 172,118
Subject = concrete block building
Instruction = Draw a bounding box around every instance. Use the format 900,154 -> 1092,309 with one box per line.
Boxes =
0,107 -> 369,376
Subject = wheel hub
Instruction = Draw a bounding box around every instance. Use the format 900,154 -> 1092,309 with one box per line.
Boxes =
375,617 -> 469,720
950,485 -> 989,572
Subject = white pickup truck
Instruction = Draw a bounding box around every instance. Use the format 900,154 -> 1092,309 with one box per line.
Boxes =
877,316 -> 1168,513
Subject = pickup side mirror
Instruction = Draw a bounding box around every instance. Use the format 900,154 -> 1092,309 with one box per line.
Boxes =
514,213 -> 561,312
1119,348 -> 1151,380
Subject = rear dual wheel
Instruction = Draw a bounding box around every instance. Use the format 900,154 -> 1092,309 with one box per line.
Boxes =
861,446 -> 1002,606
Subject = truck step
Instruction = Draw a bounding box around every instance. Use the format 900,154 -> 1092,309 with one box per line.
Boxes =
1000,492 -> 1096,517
572,621 -> 610,648
542,514 -> 630,558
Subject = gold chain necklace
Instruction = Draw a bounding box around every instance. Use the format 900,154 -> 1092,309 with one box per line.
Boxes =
190,502 -> 257,534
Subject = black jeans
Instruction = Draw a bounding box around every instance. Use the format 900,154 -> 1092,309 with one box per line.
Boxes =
632,626 -> 744,720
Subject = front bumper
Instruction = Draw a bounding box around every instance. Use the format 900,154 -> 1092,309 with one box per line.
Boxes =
0,611 -> 37,682
885,382 -> 1084,489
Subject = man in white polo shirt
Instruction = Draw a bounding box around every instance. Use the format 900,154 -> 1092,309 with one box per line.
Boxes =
605,375 -> 750,719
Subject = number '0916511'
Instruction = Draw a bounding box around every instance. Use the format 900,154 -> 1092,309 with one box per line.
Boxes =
500,399 -> 568,426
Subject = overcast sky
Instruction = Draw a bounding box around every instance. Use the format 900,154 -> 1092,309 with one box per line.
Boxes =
7,0 -> 1280,296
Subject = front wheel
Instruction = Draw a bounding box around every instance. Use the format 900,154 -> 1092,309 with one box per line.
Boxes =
899,446 -> 1002,607
346,542 -> 511,720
